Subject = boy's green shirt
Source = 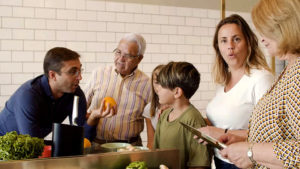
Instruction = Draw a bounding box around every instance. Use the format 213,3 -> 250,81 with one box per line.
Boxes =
154,104 -> 212,169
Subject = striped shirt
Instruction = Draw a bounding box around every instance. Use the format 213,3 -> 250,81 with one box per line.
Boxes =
248,57 -> 300,169
84,65 -> 151,140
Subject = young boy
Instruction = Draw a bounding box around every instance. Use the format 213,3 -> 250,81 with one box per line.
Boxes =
153,61 -> 211,169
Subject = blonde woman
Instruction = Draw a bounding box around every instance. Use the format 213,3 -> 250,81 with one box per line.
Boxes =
218,0 -> 300,168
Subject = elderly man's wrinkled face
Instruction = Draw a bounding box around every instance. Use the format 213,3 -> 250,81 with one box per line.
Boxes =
114,40 -> 143,76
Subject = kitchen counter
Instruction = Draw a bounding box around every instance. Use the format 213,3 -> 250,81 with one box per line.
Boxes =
0,149 -> 180,169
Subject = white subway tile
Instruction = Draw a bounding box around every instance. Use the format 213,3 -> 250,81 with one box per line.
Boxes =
0,29 -> 12,39
151,53 -> 169,63
25,19 -> 46,29
124,23 -> 143,33
45,0 -> 65,8
185,36 -> 201,45
169,54 -> 184,61
67,20 -> 88,31
66,42 -> 86,51
12,73 -> 34,84
146,44 -> 160,53
45,41 -> 66,51
192,8 -> 207,18
57,9 -> 76,20
194,27 -> 209,36
106,42 -> 117,52
0,63 -> 22,72
106,2 -> 124,12
35,8 -> 55,19
79,52 -> 96,62
86,0 -> 105,11
77,11 -> 97,21
0,51 -> 12,61
186,17 -> 201,26
200,54 -> 214,63
176,7 -> 192,17
191,100 -> 208,110
169,35 -> 184,44
143,24 -> 160,34
66,0 -> 85,10
23,62 -> 43,73
13,7 -> 34,17
2,17 -> 24,28
1,40 -> 23,50
12,51 -> 34,61
161,25 -> 177,34
185,54 -> 201,63
0,74 -> 11,84
195,63 -> 209,72
97,32 -> 116,42
96,52 -> 113,63
0,6 -> 12,16
198,82 -> 209,91
86,42 -> 105,52
193,45 -> 208,55
178,26 -> 193,35
152,15 -> 168,24
207,9 -> 220,19
201,18 -> 217,27
35,30 -> 55,40
176,44 -> 193,54
85,62 -> 106,72
34,51 -> 46,62
201,91 -> 215,100
125,3 -> 142,13
23,0 -> 44,7
134,14 -> 151,24
201,36 -> 212,45
0,0 -> 22,6
160,44 -> 176,54
160,6 -> 176,16
87,21 -> 106,31
77,32 -> 97,42
116,13 -> 134,23
97,11 -> 116,22
169,16 -> 185,25
151,34 -> 168,44
142,4 -> 159,14
24,41 -> 45,51
107,22 -> 125,32
1,85 -> 19,95
56,31 -> 76,41
0,96 -> 10,109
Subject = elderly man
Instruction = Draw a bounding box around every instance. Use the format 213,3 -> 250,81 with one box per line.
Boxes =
84,33 -> 151,146
0,47 -> 109,140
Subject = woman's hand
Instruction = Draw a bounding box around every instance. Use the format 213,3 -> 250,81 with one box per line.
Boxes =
219,133 -> 246,145
220,142 -> 253,169
87,99 -> 117,126
194,126 -> 226,145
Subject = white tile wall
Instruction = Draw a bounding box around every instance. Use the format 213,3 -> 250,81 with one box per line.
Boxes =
0,0 -> 279,146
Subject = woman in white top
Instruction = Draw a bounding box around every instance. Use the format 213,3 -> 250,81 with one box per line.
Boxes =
199,14 -> 274,169
143,64 -> 169,149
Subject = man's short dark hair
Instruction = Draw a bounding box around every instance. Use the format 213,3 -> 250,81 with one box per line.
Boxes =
157,61 -> 200,99
43,47 -> 80,78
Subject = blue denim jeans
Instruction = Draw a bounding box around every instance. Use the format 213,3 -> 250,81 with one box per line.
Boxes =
214,157 -> 240,169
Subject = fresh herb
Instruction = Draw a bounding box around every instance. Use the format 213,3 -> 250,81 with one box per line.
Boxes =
0,131 -> 44,160
126,161 -> 148,169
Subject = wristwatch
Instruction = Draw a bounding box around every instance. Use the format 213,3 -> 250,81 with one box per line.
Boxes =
247,143 -> 257,165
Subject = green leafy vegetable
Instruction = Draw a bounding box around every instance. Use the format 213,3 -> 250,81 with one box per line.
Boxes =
126,161 -> 148,169
0,131 -> 44,160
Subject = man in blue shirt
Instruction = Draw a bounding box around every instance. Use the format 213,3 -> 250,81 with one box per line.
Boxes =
0,47 -> 115,140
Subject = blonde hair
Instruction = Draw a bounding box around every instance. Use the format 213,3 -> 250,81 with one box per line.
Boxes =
252,0 -> 300,56
212,14 -> 271,85
149,64 -> 164,117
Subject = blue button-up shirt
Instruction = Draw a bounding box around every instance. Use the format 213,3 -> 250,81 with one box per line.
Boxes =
0,75 -> 95,139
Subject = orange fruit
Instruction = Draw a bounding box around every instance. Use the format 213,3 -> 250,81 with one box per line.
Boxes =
84,138 -> 91,148
103,97 -> 117,111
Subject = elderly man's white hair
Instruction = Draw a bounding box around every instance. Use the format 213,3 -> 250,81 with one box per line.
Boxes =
121,33 -> 146,56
